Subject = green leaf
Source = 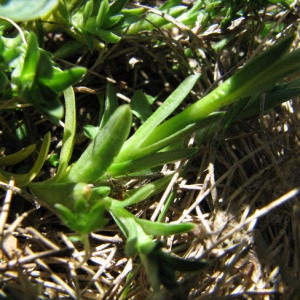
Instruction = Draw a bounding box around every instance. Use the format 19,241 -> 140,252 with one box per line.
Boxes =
130,90 -> 155,122
22,82 -> 64,125
35,51 -> 53,80
136,218 -> 195,236
113,111 -> 223,164
93,186 -> 111,198
159,0 -> 182,10
0,34 -> 23,68
240,78 -> 300,120
82,0 -> 94,25
110,175 -> 172,208
85,201 -> 107,232
0,0 -> 59,22
84,17 -> 121,42
137,34 -> 297,149
115,75 -> 199,161
74,198 -> 89,215
0,71 -> 8,93
108,0 -> 128,16
102,14 -> 123,29
52,87 -> 77,181
94,28 -> 121,43
30,181 -> 80,209
142,241 -> 208,292
52,1 -> 71,27
53,40 -> 86,59
83,125 -> 99,140
110,207 -> 156,257
20,32 -> 40,86
125,5 -> 186,35
48,153 -> 59,167
107,148 -> 197,177
99,82 -> 119,129
55,204 -> 78,230
63,105 -> 132,183
109,207 -> 139,256
139,251 -> 161,292
96,0 -> 109,28
0,144 -> 36,167
1,132 -> 51,187
40,67 -> 86,93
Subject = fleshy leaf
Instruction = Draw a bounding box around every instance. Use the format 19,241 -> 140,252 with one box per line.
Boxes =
63,105 -> 132,183
0,132 -> 51,186
136,218 -> 195,236
131,90 -> 155,122
0,144 -> 36,166
0,0 -> 59,22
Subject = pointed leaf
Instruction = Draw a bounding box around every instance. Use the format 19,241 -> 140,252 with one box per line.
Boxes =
109,0 -> 129,16
1,132 -> 51,187
131,90 -> 155,122
63,105 -> 132,183
110,175 -> 172,208
52,87 -> 77,181
74,198 -> 89,215
0,144 -> 36,167
115,74 -> 199,161
136,218 -> 195,236
30,181 -> 79,209
55,204 -> 78,231
84,202 -> 107,232
40,67 -> 86,93
20,33 -> 40,85
96,0 -> 109,28
99,82 -> 119,129
108,148 -> 196,177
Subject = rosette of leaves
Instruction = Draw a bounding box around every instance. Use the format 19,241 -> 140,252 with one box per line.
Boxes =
13,32 -> 86,124
0,24 -> 86,124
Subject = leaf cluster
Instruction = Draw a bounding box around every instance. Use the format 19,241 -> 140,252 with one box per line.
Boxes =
1,0 -> 300,295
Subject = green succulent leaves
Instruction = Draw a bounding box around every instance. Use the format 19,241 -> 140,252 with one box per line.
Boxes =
0,0 -> 59,22
17,33 -> 86,124
140,242 -> 209,293
55,197 -> 108,234
0,25 -> 86,124
110,206 -> 208,292
71,0 -> 129,44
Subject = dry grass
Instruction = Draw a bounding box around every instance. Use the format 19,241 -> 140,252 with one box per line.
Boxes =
1,2 -> 300,299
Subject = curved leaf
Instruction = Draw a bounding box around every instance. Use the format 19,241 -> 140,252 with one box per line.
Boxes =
51,87 -> 76,181
136,218 -> 195,236
0,144 -> 36,166
0,132 -> 51,186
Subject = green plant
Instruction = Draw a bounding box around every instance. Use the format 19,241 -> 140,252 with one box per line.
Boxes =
1,0 -> 300,296
2,31 -> 300,293
200,0 -> 293,29
0,26 -> 86,124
